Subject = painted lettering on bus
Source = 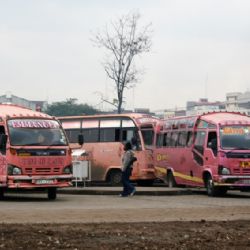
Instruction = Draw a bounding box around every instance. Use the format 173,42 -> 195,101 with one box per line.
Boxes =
9,120 -> 59,129
156,154 -> 168,162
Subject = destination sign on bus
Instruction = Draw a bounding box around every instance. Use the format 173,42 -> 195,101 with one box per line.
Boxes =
222,127 -> 250,135
8,119 -> 60,129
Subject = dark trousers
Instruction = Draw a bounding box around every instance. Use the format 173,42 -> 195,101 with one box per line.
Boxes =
121,168 -> 134,196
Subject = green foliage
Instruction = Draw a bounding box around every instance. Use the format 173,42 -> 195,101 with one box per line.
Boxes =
45,98 -> 99,116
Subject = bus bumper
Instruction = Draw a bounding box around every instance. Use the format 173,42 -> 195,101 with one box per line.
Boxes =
215,175 -> 250,187
6,174 -> 73,188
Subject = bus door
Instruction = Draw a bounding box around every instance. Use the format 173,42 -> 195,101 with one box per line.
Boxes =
137,125 -> 155,180
174,130 -> 195,186
154,131 -> 168,180
0,125 -> 7,186
204,131 -> 219,172
191,130 -> 207,186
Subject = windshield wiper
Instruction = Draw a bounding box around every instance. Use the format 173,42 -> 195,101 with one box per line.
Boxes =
230,147 -> 250,150
48,143 -> 66,146
223,147 -> 250,155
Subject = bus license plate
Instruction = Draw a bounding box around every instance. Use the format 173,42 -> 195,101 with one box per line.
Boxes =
240,162 -> 250,168
36,179 -> 54,185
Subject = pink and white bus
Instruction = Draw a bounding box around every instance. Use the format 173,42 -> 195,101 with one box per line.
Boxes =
154,112 -> 250,196
58,113 -> 159,186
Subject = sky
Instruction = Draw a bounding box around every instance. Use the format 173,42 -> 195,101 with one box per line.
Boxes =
0,0 -> 250,112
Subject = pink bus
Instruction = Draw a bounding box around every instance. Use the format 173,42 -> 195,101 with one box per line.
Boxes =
0,104 -> 73,200
58,113 -> 159,186
154,112 -> 250,196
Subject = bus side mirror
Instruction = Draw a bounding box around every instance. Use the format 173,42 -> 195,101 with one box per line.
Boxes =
78,134 -> 84,146
0,134 -> 7,149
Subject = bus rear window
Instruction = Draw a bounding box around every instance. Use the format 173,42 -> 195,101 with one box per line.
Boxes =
141,126 -> 154,148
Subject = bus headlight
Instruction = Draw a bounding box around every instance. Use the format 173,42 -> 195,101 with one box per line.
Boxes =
218,165 -> 231,175
8,165 -> 22,175
63,165 -> 72,174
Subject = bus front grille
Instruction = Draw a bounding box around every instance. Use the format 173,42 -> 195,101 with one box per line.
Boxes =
25,167 -> 60,174
233,168 -> 250,174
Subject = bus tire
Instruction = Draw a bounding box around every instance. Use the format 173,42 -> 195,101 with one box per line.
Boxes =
205,175 -> 227,197
108,170 -> 122,186
167,172 -> 177,188
48,187 -> 57,200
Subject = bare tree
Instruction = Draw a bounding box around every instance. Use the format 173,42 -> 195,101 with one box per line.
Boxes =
93,12 -> 152,113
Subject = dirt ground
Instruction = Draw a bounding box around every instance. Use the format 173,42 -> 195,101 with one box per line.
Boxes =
0,221 -> 249,249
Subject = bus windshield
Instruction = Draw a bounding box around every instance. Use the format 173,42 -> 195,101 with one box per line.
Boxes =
8,119 -> 68,146
220,125 -> 250,150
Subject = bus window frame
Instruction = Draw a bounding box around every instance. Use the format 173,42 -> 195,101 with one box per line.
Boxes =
140,125 -> 155,149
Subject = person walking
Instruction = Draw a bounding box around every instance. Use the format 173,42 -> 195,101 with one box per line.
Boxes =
120,141 -> 137,197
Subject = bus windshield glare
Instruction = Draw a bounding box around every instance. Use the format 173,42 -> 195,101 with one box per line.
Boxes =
220,125 -> 250,150
8,119 -> 68,146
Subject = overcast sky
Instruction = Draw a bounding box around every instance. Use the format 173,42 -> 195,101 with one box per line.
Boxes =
0,0 -> 250,111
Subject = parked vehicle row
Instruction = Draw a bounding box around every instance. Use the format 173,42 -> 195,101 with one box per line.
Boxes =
60,111 -> 250,197
1,104 -> 249,199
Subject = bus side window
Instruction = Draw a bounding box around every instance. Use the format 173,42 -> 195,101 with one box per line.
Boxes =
166,133 -> 171,147
156,134 -> 163,148
122,129 -> 134,142
177,131 -> 187,147
186,131 -> 193,147
100,128 -> 121,142
170,132 -> 178,147
194,131 -> 206,155
163,133 -> 167,147
65,129 -> 81,143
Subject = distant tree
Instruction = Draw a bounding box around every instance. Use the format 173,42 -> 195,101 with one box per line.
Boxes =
93,12 -> 152,113
45,98 -> 99,116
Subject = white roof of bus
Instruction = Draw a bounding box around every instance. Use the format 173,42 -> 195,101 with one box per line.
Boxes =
165,112 -> 250,126
201,112 -> 250,125
0,104 -> 51,119
58,113 -> 159,121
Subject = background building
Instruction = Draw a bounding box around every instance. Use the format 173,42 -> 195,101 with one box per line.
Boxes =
0,93 -> 47,111
226,91 -> 250,115
186,98 -> 225,116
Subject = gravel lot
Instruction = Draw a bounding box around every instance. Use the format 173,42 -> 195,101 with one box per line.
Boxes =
0,189 -> 249,249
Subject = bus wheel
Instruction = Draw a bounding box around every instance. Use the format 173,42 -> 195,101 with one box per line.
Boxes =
205,176 -> 227,197
108,170 -> 122,186
167,172 -> 176,188
48,187 -> 57,200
